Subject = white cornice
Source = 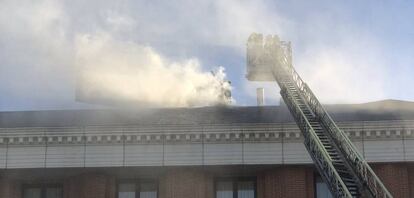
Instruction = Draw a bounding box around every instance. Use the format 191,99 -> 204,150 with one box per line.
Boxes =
0,120 -> 413,146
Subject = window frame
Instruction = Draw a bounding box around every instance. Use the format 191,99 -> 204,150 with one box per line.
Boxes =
22,183 -> 63,198
116,178 -> 159,198
214,177 -> 257,198
314,173 -> 333,198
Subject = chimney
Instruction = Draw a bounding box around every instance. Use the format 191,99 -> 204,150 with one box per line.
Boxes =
256,88 -> 265,106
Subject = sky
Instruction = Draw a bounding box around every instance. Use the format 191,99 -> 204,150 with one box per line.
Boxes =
0,0 -> 414,111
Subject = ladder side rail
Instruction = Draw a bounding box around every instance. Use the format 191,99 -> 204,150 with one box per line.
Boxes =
280,87 -> 353,198
277,58 -> 392,198
303,83 -> 393,198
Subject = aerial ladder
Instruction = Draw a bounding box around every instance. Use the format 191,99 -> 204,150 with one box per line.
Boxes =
246,33 -> 393,198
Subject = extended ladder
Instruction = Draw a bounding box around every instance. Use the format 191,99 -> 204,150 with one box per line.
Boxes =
246,33 -> 393,198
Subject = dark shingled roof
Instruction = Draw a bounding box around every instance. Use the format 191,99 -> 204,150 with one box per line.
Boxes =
1,100 -> 414,127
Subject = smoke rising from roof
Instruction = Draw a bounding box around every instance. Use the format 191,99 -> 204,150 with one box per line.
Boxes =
1,0 -> 413,110
76,33 -> 232,107
0,0 -> 239,110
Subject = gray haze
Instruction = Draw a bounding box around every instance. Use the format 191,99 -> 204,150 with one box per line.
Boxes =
1,0 -> 413,110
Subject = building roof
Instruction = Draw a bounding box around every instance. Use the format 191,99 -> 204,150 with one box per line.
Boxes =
1,99 -> 414,127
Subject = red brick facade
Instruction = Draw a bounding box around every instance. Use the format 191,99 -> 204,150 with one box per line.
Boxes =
0,163 -> 413,198
63,174 -> 116,198
0,178 -> 21,198
160,168 -> 214,198
372,163 -> 410,198
257,166 -> 314,198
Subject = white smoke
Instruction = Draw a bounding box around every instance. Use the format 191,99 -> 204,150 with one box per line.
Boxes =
76,33 -> 231,107
297,44 -> 387,104
0,0 -> 236,110
0,0 -> 411,110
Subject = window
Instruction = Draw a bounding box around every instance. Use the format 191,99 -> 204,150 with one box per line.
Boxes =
216,181 -> 233,198
315,177 -> 333,198
23,185 -> 62,198
215,178 -> 256,198
118,180 -> 158,198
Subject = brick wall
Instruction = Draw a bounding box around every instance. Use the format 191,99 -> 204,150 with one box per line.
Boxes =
257,166 -> 314,198
408,164 -> 414,197
372,163 -> 410,198
63,173 -> 115,198
160,168 -> 214,198
0,178 -> 21,198
2,164 -> 414,198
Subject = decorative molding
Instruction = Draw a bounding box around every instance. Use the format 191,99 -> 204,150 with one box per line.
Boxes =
0,120 -> 413,146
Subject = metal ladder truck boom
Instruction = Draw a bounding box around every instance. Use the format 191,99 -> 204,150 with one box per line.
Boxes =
246,33 -> 393,198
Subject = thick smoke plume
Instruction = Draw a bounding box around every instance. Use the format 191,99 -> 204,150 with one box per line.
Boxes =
1,0 -> 412,111
76,33 -> 232,107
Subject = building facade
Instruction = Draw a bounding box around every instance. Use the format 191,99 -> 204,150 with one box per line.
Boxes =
1,100 -> 414,198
